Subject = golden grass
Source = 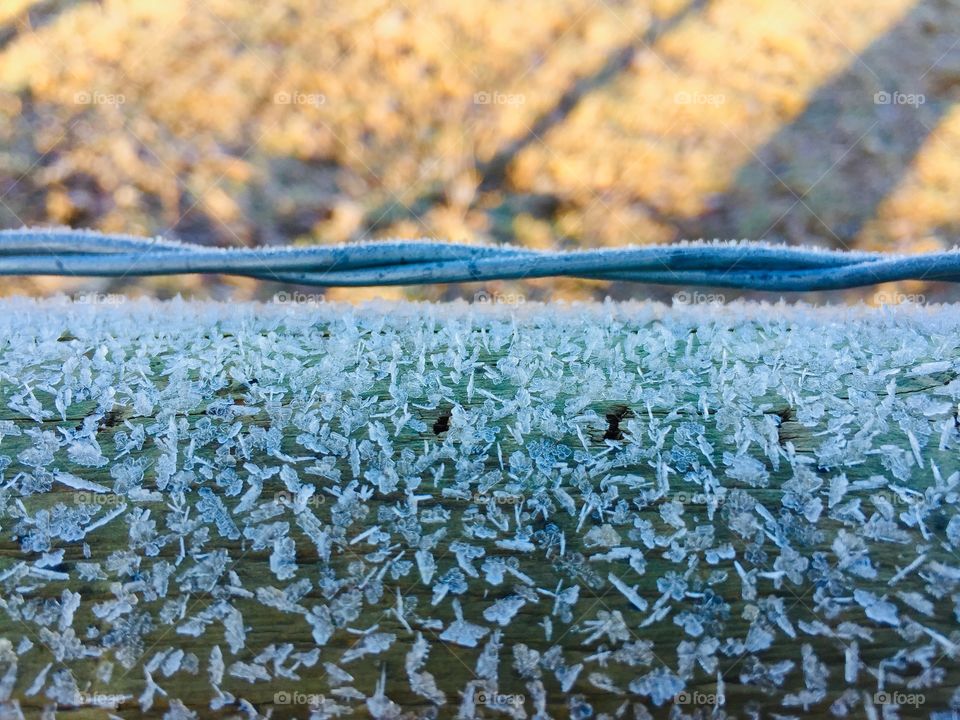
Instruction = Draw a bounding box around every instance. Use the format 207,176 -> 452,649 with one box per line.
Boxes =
0,0 -> 957,302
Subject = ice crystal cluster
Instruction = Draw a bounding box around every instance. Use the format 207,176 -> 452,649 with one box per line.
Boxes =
0,297 -> 958,718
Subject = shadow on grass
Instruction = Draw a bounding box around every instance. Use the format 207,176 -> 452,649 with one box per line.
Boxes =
359,0 -> 710,240
676,0 -> 958,249
0,0 -> 97,53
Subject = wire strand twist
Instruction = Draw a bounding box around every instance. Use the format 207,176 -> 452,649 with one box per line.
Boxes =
2,228 -> 958,291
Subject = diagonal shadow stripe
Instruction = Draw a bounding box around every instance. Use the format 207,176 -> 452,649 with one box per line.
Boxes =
475,0 -> 710,194
0,0 -> 99,54
359,0 -> 709,239
675,0 -> 960,247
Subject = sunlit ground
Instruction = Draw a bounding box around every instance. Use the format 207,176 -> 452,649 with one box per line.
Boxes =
0,0 -> 958,305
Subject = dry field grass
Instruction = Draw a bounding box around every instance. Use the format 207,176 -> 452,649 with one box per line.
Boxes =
0,0 -> 958,303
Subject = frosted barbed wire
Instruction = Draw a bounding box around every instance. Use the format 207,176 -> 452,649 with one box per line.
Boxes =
2,227 -> 959,290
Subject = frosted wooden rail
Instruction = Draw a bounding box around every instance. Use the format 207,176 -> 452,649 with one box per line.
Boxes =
0,298 -> 959,719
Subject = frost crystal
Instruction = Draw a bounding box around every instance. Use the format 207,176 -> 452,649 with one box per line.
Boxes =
628,668 -> 684,706
483,596 -> 526,627
440,600 -> 489,648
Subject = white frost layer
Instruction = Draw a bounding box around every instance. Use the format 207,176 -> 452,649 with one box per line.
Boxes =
0,297 -> 958,718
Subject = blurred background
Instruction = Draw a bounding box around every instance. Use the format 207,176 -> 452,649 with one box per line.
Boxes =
0,0 -> 959,305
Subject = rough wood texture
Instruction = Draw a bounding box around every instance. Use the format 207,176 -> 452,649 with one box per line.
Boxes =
0,298 -> 959,719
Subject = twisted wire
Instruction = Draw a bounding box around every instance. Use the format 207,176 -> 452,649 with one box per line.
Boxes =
1,228 -> 957,291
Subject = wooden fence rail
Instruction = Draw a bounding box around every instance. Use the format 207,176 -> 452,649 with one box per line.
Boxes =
0,298 -> 957,718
